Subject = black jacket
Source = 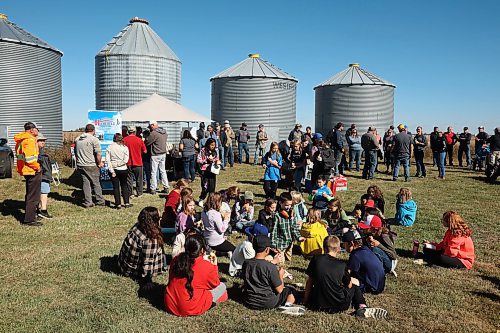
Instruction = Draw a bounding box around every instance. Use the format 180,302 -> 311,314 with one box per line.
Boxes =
38,148 -> 53,183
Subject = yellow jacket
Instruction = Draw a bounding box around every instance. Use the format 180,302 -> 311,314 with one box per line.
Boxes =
299,222 -> 328,257
14,132 -> 40,176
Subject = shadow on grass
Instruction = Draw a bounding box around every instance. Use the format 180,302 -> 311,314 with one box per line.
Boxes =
50,191 -> 82,206
471,291 -> 500,303
99,255 -> 122,276
479,274 -> 500,291
467,175 -> 499,184
395,248 -> 415,259
0,199 -> 24,222
227,283 -> 244,304
236,180 -> 262,186
62,169 -> 82,188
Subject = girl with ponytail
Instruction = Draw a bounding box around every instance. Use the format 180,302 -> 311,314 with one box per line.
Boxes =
165,234 -> 228,316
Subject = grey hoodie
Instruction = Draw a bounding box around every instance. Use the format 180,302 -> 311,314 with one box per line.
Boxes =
145,128 -> 167,156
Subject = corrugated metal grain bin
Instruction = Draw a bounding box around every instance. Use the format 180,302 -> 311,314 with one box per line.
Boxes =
0,13 -> 63,150
314,63 -> 395,136
211,54 -> 298,156
95,17 -> 181,111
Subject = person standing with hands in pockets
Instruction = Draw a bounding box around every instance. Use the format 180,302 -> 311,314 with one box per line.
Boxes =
413,126 -> 427,178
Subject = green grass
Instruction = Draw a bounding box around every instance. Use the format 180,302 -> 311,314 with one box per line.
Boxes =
0,163 -> 499,333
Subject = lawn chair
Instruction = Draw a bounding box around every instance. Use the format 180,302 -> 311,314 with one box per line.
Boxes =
51,162 -> 62,186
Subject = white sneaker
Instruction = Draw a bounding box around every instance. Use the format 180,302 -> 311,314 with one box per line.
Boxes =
355,307 -> 388,320
197,200 -> 204,207
283,270 -> 293,280
390,270 -> 398,278
278,305 -> 306,316
413,259 -> 425,265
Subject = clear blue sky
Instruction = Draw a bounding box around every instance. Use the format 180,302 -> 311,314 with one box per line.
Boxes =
2,0 -> 499,133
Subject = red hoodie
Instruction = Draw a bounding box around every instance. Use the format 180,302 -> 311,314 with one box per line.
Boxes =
444,132 -> 456,145
435,229 -> 475,269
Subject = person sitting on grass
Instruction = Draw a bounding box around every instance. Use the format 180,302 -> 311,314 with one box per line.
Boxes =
165,234 -> 227,317
177,187 -> 193,212
172,227 -> 201,258
358,215 -> 398,276
304,235 -> 388,319
367,185 -> 385,214
299,209 -> 329,257
162,179 -> 189,228
233,191 -> 255,231
176,196 -> 197,234
242,235 -> 303,314
118,207 -> 166,290
229,223 -> 269,277
391,187 -> 417,226
420,210 -> 475,269
323,198 -> 350,234
257,198 -> 277,234
311,176 -> 333,210
342,230 -> 386,294
291,191 -> 308,225
202,192 -> 235,257
271,192 -> 305,262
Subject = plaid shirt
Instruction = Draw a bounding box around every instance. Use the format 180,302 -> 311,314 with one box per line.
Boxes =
118,224 -> 165,279
271,212 -> 301,251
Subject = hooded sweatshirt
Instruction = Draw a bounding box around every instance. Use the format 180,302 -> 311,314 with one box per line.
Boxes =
145,127 -> 167,155
394,199 -> 417,226
14,132 -> 40,176
299,222 -> 328,256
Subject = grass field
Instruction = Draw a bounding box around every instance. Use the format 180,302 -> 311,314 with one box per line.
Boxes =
0,163 -> 499,333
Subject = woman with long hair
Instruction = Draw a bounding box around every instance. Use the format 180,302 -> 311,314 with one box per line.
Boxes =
422,211 -> 475,269
197,138 -> 220,204
106,133 -> 131,208
165,234 -> 227,316
367,185 -> 385,214
179,129 -> 198,181
118,207 -> 165,287
202,192 -> 235,255
262,142 -> 282,199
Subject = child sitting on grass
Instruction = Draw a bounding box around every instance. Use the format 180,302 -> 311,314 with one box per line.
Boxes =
304,235 -> 388,319
358,215 -> 398,276
324,199 -> 350,234
367,185 -> 385,214
162,179 -> 189,228
421,210 -> 475,269
291,191 -> 308,225
233,191 -> 255,231
299,209 -> 329,257
342,230 -> 386,294
229,223 -> 269,277
312,176 -> 333,210
392,188 -> 417,226
271,192 -> 305,262
176,196 -> 197,234
172,227 -> 201,258
257,198 -> 277,233
177,187 -> 194,212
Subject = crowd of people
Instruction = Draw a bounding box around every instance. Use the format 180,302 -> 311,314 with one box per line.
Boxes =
12,119 -> 494,319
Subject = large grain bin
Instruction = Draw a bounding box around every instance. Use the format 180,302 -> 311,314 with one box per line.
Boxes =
95,17 -> 181,111
314,63 -> 395,136
211,54 -> 298,156
0,13 -> 63,149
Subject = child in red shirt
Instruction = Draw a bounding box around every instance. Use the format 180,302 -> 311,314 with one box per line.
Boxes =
162,179 -> 189,228
165,234 -> 227,316
422,211 -> 475,269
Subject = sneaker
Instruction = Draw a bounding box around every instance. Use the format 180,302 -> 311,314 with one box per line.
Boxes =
124,203 -> 134,208
389,270 -> 398,278
413,258 -> 425,265
197,199 -> 204,207
355,307 -> 388,320
83,203 -> 95,208
37,210 -> 53,219
283,270 -> 293,280
115,205 -> 122,210
95,202 -> 106,207
278,305 -> 306,316
22,221 -> 43,227
161,188 -> 170,194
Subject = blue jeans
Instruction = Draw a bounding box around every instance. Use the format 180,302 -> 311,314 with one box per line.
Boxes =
333,149 -> 343,176
218,146 -> 225,168
458,144 -> 471,166
254,147 -> 265,165
362,150 -> 377,179
434,151 -> 446,177
225,145 -> 234,167
414,150 -> 426,176
349,149 -> 361,171
235,220 -> 255,231
182,154 -> 196,181
150,154 -> 169,191
238,143 -> 249,163
293,168 -> 305,191
393,157 -> 410,180
372,247 -> 392,273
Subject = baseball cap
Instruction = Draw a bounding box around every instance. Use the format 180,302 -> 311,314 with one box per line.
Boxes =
313,133 -> 323,140
295,123 -> 302,127
397,124 -> 406,131
342,230 -> 362,242
244,223 -> 269,238
252,235 -> 272,252
214,122 -> 220,127
24,122 -> 38,130
128,126 -> 136,133
242,191 -> 254,201
478,126 -> 484,129
258,124 -> 264,128
358,215 -> 382,229
36,132 -> 47,141
242,122 -> 247,127
149,120 -> 158,125
364,199 -> 376,208
224,120 -> 230,124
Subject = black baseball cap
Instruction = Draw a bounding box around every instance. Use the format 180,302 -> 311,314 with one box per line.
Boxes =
252,235 -> 272,252
24,122 -> 38,130
342,230 -> 363,242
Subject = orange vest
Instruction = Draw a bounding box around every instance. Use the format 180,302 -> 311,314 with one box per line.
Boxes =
14,132 -> 40,176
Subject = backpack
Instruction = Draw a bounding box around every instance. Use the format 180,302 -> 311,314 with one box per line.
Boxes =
319,147 -> 335,170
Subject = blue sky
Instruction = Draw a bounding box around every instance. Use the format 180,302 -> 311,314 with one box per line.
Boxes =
2,0 -> 499,133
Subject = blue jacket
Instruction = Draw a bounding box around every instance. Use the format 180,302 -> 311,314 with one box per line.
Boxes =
347,135 -> 362,151
264,152 -> 282,181
394,200 -> 417,226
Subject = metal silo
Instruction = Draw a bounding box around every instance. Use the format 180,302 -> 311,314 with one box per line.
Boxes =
0,13 -> 63,149
211,54 -> 298,156
95,17 -> 181,111
314,63 -> 396,136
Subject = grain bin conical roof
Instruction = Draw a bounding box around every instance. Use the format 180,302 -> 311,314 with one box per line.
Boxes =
0,13 -> 62,54
210,54 -> 297,81
97,17 -> 179,61
314,63 -> 395,88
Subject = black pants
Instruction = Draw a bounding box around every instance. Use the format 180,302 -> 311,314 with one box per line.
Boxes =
200,169 -> 216,200
110,169 -> 130,206
127,165 -> 144,196
423,248 -> 466,269
24,172 -> 42,223
414,150 -> 426,176
264,180 -> 278,199
316,285 -> 366,313
211,240 -> 235,253
445,144 -> 454,165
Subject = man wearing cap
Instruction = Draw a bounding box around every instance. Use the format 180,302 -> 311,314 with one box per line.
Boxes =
196,122 -> 206,144
288,124 -> 304,143
123,126 -> 147,197
36,133 -> 54,219
144,120 -> 169,194
457,127 -> 472,167
229,223 -> 270,277
75,124 -> 106,208
14,122 -> 42,226
223,121 -> 235,167
475,126 -> 489,153
361,127 -> 380,180
487,127 -> 500,164
236,123 -> 250,164
254,124 -> 269,165
392,124 -> 412,182
413,126 -> 427,178
444,126 -> 457,166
